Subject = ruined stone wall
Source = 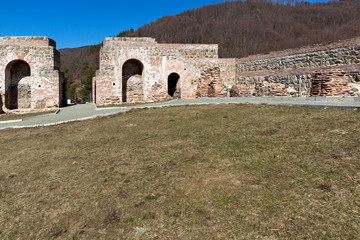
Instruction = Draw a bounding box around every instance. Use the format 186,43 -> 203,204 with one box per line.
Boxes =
218,59 -> 237,94
234,37 -> 360,97
234,73 -> 312,97
94,37 -> 215,105
196,67 -> 226,97
237,37 -> 360,72
311,69 -> 355,96
94,37 -> 360,104
0,36 -> 66,111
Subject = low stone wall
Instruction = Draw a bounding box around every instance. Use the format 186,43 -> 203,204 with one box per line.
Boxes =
231,38 -> 360,97
235,73 -> 312,97
232,77 -> 306,97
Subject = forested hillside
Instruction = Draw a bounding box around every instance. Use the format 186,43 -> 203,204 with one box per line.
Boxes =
60,45 -> 100,101
59,0 -> 360,101
129,0 -> 360,57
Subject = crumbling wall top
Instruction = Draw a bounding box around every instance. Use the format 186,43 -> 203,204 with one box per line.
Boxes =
237,37 -> 360,63
161,43 -> 219,59
105,37 -> 157,42
160,43 -> 218,50
103,37 -> 157,48
0,36 -> 56,48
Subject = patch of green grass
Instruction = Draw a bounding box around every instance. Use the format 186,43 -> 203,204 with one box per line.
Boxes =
0,104 -> 359,239
145,193 -> 161,200
0,110 -> 56,122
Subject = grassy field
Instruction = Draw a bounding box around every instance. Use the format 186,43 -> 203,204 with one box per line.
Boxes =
0,104 -> 359,239
0,110 -> 56,122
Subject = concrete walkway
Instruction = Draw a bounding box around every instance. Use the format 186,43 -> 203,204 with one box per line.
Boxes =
1,97 -> 359,130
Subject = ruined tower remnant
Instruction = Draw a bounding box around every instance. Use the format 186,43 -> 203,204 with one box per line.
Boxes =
0,36 -> 66,112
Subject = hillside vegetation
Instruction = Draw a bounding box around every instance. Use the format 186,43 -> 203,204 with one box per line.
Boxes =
59,0 -> 360,101
130,0 -> 360,57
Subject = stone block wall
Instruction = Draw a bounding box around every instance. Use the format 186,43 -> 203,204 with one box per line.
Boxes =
233,37 -> 360,97
236,38 -> 360,72
0,36 -> 66,112
161,44 -> 218,59
234,73 -> 312,97
94,37 -> 215,105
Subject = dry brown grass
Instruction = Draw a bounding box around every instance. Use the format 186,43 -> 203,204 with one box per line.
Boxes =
0,104 -> 359,239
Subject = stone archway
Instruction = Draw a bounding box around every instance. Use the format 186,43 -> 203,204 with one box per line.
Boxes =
5,60 -> 31,109
122,59 -> 144,103
168,72 -> 180,98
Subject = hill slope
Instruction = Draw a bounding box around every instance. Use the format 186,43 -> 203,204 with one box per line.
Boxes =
129,0 -> 360,58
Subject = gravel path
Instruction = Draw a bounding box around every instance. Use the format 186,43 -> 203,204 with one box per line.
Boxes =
1,97 -> 359,130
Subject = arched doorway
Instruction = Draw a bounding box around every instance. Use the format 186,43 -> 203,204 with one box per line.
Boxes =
168,73 -> 180,98
122,59 -> 144,103
5,60 -> 31,109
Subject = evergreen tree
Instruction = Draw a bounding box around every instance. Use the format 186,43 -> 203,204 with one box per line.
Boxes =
116,28 -> 134,37
61,65 -> 76,103
79,61 -> 96,102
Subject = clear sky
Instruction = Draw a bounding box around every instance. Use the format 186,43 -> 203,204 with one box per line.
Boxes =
0,0 -> 330,49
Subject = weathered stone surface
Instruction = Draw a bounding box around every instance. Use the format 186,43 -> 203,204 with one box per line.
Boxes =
311,69 -> 354,96
0,36 -> 66,112
234,37 -> 360,97
230,85 -> 256,97
197,67 -> 226,97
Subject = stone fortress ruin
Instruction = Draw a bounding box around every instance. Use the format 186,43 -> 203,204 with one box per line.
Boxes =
1,35 -> 359,111
0,36 -> 66,113
93,36 -> 360,105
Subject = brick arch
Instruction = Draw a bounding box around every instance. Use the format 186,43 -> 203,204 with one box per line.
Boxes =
5,59 -> 32,109
122,59 -> 144,103
163,60 -> 200,99
0,51 -> 34,70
